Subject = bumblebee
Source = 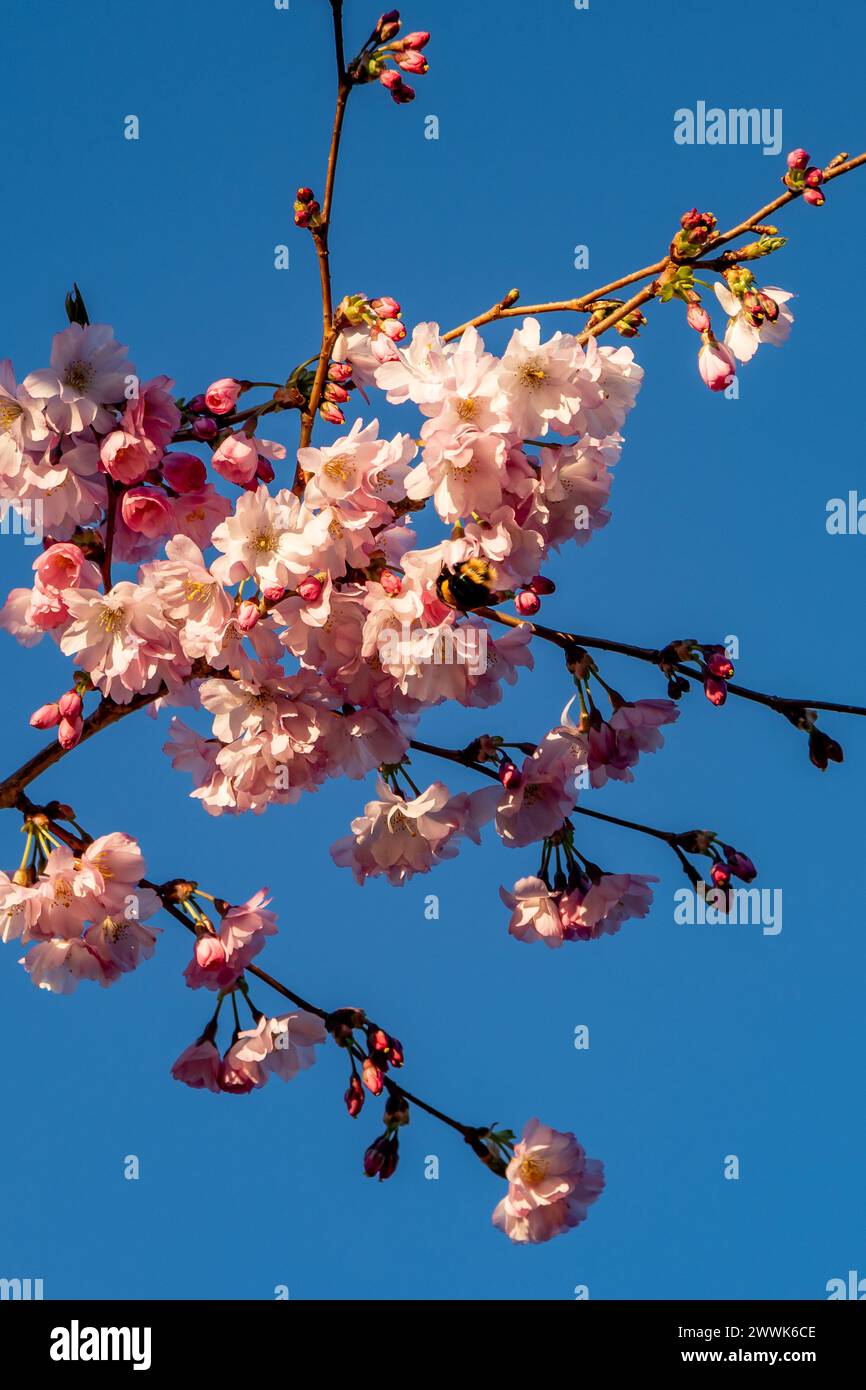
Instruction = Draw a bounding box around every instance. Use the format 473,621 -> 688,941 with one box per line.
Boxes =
435,558 -> 498,611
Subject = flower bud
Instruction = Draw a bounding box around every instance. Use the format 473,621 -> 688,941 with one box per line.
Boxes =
786,148 -> 810,170
379,569 -> 402,596
263,584 -> 287,604
195,936 -> 227,970
384,1092 -> 410,1126
686,303 -> 711,333
370,296 -> 401,318
808,727 -> 843,770
162,451 -> 208,493
528,574 -> 556,596
395,50 -> 428,74
296,187 -> 316,205
344,1074 -> 365,1118
328,362 -> 353,383
720,844 -> 757,883
705,651 -> 734,679
58,714 -> 83,750
30,702 -> 61,729
362,1057 -> 384,1095
401,31 -> 430,49
379,317 -> 407,342
324,382 -> 350,404
58,690 -> 83,720
205,378 -> 242,415
379,70 -> 415,103
703,675 -> 728,707
298,575 -> 323,603
187,393 -> 208,414
376,9 -> 401,42
697,338 -> 736,392
805,167 -> 824,187
803,186 -> 825,207
319,401 -> 345,425
255,456 -> 275,485
757,292 -> 780,323
364,1132 -> 399,1180
710,860 -> 732,887
237,599 -> 260,632
515,589 -> 541,615
192,417 -> 218,441
499,761 -> 522,790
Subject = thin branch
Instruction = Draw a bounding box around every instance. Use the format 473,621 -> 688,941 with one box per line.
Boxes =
443,151 -> 866,345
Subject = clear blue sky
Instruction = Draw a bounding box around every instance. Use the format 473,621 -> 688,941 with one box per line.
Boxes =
1,0 -> 864,1300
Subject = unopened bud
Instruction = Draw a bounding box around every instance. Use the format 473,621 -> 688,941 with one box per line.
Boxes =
686,303 -> 711,333
30,702 -> 61,729
237,599 -> 260,632
515,589 -> 541,616
499,761 -> 522,790
362,1057 -> 384,1095
344,1074 -> 365,1118
58,690 -> 83,720
786,148 -> 810,170
297,575 -> 323,603
803,186 -> 825,207
58,715 -> 83,749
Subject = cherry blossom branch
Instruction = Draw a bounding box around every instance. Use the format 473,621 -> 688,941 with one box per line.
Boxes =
16,795 -> 499,1167
298,0 -> 351,455
444,151 -> 866,345
475,608 -> 866,720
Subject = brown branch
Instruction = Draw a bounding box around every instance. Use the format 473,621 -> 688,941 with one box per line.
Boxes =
475,607 -> 866,719
443,150 -> 866,345
297,0 -> 352,461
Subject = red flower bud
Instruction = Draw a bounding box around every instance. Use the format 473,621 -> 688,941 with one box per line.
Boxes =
515,590 -> 541,616
786,148 -> 810,171
362,1057 -> 384,1095
344,1074 -> 365,1118
529,574 -> 556,595
703,675 -> 728,707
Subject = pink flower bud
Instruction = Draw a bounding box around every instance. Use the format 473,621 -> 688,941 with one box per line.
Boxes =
697,339 -> 736,392
395,50 -> 428,74
319,401 -> 345,425
686,303 -> 711,333
720,844 -> 757,883
370,296 -> 401,318
803,186 -> 825,207
255,456 -> 275,485
515,590 -> 541,615
30,702 -> 60,729
324,382 -> 350,404
195,936 -> 227,970
192,417 -> 218,441
237,599 -> 260,632
499,761 -> 523,790
528,574 -> 556,596
362,1057 -> 384,1095
379,70 -> 415,103
703,675 -> 728,706
297,575 -> 323,603
805,166 -> 824,187
328,362 -> 353,383
263,585 -> 286,604
162,451 -> 208,493
212,433 -> 259,486
58,715 -> 83,750
379,569 -> 402,596
204,378 -> 242,415
121,486 -> 175,539
786,148 -> 810,170
401,30 -> 430,49
379,317 -> 407,342
376,9 -> 401,42
705,651 -> 734,679
344,1074 -> 365,1118
58,690 -> 83,720
187,394 -> 208,414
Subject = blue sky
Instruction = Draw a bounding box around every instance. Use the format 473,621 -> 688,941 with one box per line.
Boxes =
0,0 -> 864,1300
